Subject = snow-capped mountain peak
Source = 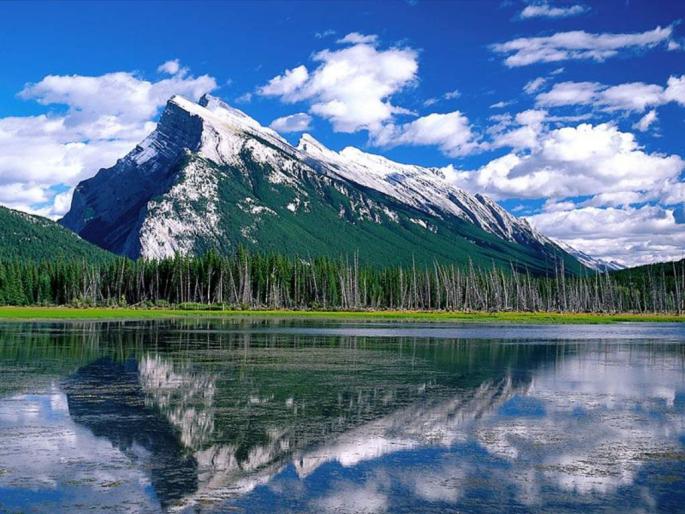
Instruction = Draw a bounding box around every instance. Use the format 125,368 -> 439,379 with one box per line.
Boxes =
171,94 -> 287,144
169,94 -> 258,131
198,93 -> 257,122
196,94 -> 286,143
159,94 -> 297,168
61,94 -> 583,273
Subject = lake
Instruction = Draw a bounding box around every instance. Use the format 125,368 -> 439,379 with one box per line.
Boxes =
0,319 -> 684,513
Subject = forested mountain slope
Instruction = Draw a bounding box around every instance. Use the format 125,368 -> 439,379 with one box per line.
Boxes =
0,206 -> 113,262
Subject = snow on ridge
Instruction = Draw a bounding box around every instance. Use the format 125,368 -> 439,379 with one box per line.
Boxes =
165,94 -> 296,167
298,133 -> 341,163
554,240 -> 625,272
297,135 -> 550,246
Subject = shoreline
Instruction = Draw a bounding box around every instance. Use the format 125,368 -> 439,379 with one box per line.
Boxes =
0,306 -> 682,324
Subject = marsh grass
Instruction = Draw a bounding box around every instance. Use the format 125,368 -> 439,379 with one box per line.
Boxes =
0,306 -> 682,323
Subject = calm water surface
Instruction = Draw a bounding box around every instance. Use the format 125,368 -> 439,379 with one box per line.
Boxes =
0,319 -> 684,513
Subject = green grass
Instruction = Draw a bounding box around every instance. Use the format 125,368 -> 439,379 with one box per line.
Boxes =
0,306 -> 682,323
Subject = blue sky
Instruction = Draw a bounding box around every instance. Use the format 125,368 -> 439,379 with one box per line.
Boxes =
0,0 -> 683,264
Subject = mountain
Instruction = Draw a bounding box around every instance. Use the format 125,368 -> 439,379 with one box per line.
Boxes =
0,205 -> 112,262
61,94 -> 584,274
554,241 -> 625,272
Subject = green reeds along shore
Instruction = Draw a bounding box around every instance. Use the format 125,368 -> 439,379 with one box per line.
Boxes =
0,306 -> 682,323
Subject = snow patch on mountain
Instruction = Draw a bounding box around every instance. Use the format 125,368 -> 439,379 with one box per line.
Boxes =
239,197 -> 276,216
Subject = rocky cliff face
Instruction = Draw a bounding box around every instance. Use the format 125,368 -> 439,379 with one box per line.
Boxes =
60,94 -> 584,274
61,98 -> 205,257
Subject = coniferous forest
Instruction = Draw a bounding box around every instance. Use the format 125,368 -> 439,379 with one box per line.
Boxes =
0,249 -> 683,313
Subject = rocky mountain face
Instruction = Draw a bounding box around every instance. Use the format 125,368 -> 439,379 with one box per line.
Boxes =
60,94 -> 585,274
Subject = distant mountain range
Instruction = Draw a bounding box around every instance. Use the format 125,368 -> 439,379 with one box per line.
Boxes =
554,241 -> 625,272
58,94 -> 586,274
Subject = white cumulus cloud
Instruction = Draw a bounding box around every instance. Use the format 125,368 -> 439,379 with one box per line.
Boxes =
489,109 -> 547,151
269,112 -> 312,133
257,33 -> 484,157
257,34 -> 482,157
258,33 -> 419,133
157,59 -> 181,75
663,74 -> 685,104
259,65 -> 309,98
527,204 -> 685,266
373,111 -> 478,157
450,116 -> 685,266
455,123 -> 683,200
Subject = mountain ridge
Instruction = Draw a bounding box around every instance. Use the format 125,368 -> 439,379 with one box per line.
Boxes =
554,240 -> 625,272
297,133 -> 553,247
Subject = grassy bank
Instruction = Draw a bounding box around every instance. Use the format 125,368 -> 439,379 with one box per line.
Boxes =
0,306 -> 682,323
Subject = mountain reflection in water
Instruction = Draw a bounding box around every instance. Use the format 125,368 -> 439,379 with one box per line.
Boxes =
64,357 -> 199,509
0,319 -> 683,513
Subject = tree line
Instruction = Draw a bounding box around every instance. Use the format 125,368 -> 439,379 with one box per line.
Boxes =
0,249 -> 683,313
